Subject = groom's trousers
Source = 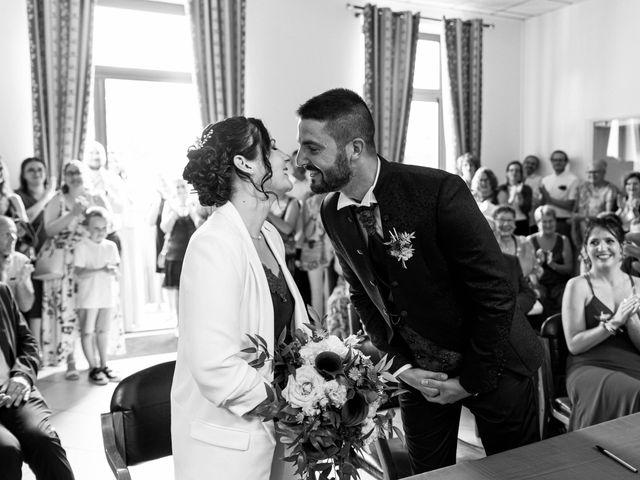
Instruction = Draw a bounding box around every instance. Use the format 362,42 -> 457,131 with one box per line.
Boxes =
399,370 -> 539,474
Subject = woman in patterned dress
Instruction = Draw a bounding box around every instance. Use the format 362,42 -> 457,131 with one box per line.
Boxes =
41,160 -> 108,378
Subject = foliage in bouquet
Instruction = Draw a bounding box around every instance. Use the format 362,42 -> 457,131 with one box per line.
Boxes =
244,325 -> 404,480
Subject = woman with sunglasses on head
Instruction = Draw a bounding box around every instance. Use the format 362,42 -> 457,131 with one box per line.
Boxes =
40,160 -> 109,382
171,117 -> 309,480
562,214 -> 640,430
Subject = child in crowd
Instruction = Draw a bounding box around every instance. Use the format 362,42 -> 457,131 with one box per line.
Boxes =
74,207 -> 121,385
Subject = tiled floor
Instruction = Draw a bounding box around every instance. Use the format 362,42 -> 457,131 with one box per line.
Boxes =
21,338 -> 484,480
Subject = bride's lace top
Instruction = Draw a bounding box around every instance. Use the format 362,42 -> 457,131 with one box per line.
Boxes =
262,265 -> 294,342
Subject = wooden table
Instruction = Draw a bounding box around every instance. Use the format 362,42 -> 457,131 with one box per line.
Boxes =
410,413 -> 640,479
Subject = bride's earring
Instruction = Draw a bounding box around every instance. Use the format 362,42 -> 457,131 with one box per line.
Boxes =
582,249 -> 592,271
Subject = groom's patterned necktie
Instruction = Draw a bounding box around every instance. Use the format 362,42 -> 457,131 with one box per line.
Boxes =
355,204 -> 379,238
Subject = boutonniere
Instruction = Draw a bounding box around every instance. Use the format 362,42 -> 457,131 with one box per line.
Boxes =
384,228 -> 415,269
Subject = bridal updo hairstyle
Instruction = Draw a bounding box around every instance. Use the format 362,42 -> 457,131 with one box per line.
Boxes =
183,116 -> 273,207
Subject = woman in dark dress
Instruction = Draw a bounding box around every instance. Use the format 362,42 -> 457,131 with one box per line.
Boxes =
562,215 -> 640,430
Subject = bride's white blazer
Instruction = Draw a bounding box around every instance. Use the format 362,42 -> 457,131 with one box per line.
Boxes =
171,202 -> 308,480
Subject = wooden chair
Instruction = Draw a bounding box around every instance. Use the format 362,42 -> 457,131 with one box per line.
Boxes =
101,361 -> 175,479
537,314 -> 572,438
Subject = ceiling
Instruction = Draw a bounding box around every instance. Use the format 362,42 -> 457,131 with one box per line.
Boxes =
366,0 -> 588,20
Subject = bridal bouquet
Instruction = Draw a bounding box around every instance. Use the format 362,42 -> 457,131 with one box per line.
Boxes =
245,325 -> 403,480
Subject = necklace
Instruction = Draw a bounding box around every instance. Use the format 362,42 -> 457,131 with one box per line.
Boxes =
250,233 -> 263,241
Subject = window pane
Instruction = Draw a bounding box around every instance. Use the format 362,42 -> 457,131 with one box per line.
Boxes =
94,6 -> 193,71
404,101 -> 439,169
413,39 -> 440,90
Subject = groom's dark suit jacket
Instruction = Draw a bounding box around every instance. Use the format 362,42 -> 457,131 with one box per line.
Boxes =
321,159 -> 543,394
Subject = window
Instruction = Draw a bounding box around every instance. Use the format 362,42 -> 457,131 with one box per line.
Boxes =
91,0 -> 200,332
403,31 -> 444,170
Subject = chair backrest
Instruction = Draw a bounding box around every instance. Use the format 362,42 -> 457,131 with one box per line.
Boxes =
539,313 -> 568,398
109,360 -> 175,466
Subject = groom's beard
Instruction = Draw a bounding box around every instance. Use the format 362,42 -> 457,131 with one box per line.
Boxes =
309,150 -> 353,194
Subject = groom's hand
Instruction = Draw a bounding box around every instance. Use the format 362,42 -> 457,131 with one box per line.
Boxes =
396,368 -> 448,400
423,377 -> 471,405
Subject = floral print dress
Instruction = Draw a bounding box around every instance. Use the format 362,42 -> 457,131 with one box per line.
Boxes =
41,197 -> 87,366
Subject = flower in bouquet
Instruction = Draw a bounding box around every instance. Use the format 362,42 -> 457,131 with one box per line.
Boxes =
244,325 -> 406,480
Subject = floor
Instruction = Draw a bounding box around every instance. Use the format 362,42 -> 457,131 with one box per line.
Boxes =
21,331 -> 484,480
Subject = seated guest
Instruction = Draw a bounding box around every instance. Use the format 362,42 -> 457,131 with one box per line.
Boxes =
562,215 -> 640,430
470,166 -> 499,220
503,253 -> 537,318
523,154 -> 543,233
571,159 -> 617,248
616,171 -> 640,232
497,161 -> 533,235
456,152 -> 480,189
0,283 -> 75,479
493,206 -> 538,280
0,216 -> 34,313
527,206 -> 574,317
540,150 -> 579,240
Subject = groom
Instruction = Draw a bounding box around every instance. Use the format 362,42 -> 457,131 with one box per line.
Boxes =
295,89 -> 543,473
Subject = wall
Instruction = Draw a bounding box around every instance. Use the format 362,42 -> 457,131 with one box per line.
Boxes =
0,0 -> 33,187
522,0 -> 640,183
245,0 -> 364,155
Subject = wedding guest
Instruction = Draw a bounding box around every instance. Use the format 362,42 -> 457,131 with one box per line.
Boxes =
456,152 -> 479,189
492,206 -> 538,281
41,160 -> 108,379
497,161 -> 533,235
298,192 -> 334,317
523,155 -> 543,234
267,176 -> 300,273
0,216 -> 34,313
562,215 -> 640,430
172,117 -> 309,480
540,150 -> 579,239
616,171 -> 640,232
159,178 -> 203,324
74,207 -> 121,386
297,88 -> 542,473
15,157 -> 56,358
470,166 -> 499,221
287,151 -> 311,202
527,206 -> 573,317
0,158 -> 32,258
0,282 -> 75,480
571,159 -> 617,248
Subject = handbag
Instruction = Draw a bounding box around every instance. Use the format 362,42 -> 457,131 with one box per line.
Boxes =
32,240 -> 65,280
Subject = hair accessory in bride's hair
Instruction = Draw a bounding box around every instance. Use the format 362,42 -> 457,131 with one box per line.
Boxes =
196,124 -> 215,148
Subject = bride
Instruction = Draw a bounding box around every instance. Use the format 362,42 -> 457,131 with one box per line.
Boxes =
171,117 -> 309,479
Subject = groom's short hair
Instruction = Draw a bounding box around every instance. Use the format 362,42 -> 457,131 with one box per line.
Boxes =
297,88 -> 376,152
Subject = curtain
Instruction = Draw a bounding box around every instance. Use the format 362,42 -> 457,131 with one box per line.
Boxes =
186,0 -> 245,127
442,18 -> 483,171
27,0 -> 95,181
363,4 -> 420,163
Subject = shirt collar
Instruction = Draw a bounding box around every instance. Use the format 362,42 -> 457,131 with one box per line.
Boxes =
336,156 -> 381,210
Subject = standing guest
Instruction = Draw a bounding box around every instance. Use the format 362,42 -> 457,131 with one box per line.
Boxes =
297,88 -> 542,473
41,160 -> 108,378
287,151 -> 311,202
172,117 -> 309,480
267,171 -> 300,273
0,216 -> 34,313
616,171 -> 640,232
15,157 -> 56,357
562,215 -> 640,430
74,207 -> 121,386
159,178 -> 203,324
540,150 -> 579,239
527,206 -> 574,317
523,155 -> 543,234
470,167 -> 499,221
571,159 -> 617,249
0,283 -> 75,480
497,161 -> 533,236
455,152 -> 479,189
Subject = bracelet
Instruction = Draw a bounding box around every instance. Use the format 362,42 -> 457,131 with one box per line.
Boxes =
600,321 -> 618,335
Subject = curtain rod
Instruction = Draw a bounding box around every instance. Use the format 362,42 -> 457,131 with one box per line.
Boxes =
346,3 -> 495,29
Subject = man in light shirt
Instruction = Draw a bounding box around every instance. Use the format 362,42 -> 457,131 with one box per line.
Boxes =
0,216 -> 34,313
540,150 -> 579,239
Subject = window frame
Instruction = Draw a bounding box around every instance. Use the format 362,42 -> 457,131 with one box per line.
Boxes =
409,32 -> 445,170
